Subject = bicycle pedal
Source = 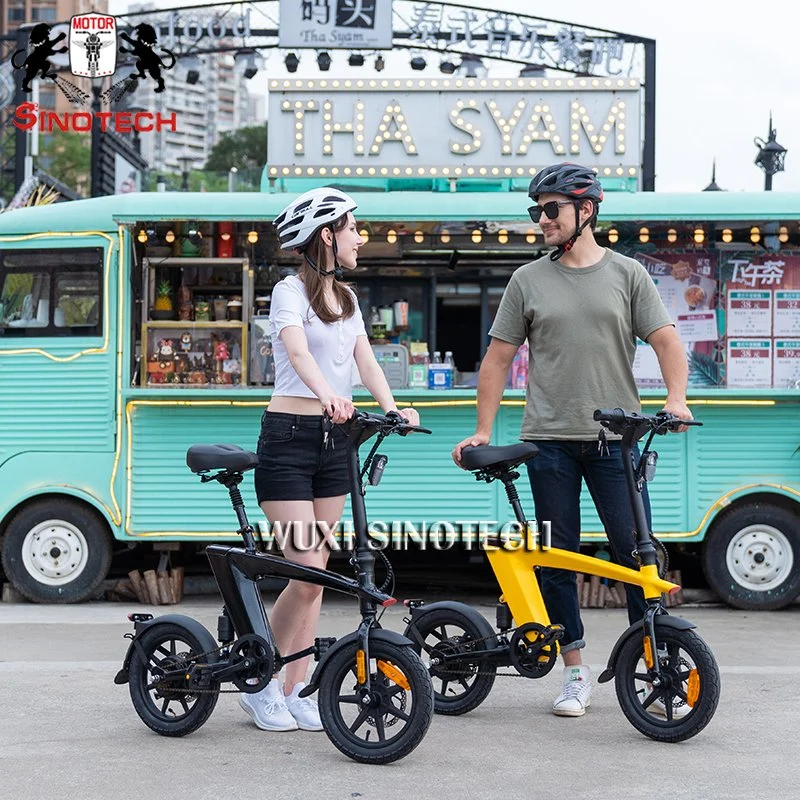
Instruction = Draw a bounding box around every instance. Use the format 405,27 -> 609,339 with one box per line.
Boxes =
314,637 -> 337,659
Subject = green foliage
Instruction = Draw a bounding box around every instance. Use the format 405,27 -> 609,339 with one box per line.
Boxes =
204,124 -> 267,172
688,350 -> 723,387
38,132 -> 91,195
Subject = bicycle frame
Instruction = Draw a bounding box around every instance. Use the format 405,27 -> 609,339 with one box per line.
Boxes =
484,422 -> 680,643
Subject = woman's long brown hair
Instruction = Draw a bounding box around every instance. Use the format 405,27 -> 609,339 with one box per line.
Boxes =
298,213 -> 356,323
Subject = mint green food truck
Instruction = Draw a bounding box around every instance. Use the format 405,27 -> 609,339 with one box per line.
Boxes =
0,188 -> 798,607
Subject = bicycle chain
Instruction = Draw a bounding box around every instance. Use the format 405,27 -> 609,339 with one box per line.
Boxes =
423,628 -> 557,679
148,641 -> 253,694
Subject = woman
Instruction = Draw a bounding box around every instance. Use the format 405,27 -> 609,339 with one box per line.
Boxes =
239,187 -> 420,732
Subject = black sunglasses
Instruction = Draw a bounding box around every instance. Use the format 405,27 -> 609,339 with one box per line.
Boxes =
528,200 -> 575,222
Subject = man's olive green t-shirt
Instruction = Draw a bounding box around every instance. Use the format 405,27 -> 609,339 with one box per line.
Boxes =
488,248 -> 673,440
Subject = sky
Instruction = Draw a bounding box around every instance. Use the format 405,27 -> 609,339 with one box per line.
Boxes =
106,0 -> 800,193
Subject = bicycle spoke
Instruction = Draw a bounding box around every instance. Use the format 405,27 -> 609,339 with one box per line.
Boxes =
339,694 -> 360,705
349,707 -> 371,734
373,711 -> 386,742
179,697 -> 190,714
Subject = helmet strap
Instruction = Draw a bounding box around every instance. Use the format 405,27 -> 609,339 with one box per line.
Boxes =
303,225 -> 344,280
549,200 -> 594,261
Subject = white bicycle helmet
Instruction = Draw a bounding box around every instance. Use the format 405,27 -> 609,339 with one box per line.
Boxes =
273,187 -> 357,251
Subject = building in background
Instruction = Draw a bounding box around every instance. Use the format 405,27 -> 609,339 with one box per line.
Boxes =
126,4 -> 262,174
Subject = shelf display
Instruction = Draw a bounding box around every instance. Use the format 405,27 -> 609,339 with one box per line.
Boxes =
142,322 -> 246,386
141,257 -> 251,387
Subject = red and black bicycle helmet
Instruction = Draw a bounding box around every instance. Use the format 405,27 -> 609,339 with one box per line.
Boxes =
528,162 -> 604,203
528,163 -> 604,261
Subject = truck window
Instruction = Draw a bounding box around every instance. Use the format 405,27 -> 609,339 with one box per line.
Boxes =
0,248 -> 103,336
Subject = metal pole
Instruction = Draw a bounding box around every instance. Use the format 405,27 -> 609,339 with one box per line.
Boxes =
642,39 -> 656,192
13,26 -> 29,195
90,85 -> 103,197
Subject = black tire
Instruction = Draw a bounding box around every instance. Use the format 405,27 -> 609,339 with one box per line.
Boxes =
128,623 -> 219,737
1,498 -> 113,603
615,627 -> 720,743
404,609 -> 496,715
318,640 -> 434,764
703,503 -> 800,610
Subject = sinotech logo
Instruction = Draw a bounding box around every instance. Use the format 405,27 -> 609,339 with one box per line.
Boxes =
11,15 -> 177,134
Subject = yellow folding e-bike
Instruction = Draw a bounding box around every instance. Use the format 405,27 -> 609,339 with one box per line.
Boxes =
403,409 -> 721,742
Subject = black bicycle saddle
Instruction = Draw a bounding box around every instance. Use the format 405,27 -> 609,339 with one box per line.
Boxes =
460,443 -> 539,472
186,443 -> 259,474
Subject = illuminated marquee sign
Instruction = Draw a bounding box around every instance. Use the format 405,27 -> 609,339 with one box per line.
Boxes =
267,77 -> 641,181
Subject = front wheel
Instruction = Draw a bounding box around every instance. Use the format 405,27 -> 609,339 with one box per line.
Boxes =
318,640 -> 434,764
404,609 -> 496,715
615,627 -> 720,742
128,623 -> 219,737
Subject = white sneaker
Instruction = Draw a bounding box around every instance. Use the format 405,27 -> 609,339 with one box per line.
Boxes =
553,665 -> 592,717
284,682 -> 324,731
648,694 -> 691,719
239,679 -> 298,731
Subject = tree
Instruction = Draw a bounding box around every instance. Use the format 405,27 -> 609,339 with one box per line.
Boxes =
204,124 -> 267,172
38,132 -> 91,196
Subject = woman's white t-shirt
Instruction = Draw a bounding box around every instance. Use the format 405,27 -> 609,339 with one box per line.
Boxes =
270,274 -> 367,400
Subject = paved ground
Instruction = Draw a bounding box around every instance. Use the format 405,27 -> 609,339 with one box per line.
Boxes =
1,594 -> 798,800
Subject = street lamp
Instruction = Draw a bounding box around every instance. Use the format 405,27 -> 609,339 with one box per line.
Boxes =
754,114 -> 788,191
177,154 -> 193,191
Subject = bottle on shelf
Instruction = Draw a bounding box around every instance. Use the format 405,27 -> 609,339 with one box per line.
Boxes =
432,350 -> 442,364
428,349 -> 452,390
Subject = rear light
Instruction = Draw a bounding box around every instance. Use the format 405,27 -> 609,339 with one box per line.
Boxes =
381,597 -> 398,607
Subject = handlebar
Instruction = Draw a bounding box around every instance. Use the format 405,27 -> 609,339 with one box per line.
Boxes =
593,407 -> 703,435
351,409 -> 432,436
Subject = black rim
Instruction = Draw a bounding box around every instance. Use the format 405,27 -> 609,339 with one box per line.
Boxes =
140,634 -> 204,722
419,622 -> 482,700
625,635 -> 701,724
330,652 -> 417,749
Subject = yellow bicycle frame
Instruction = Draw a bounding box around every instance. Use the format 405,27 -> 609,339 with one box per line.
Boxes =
485,529 -> 679,637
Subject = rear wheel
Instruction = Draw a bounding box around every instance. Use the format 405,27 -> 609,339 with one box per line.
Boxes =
1,498 -> 112,603
318,640 -> 433,764
703,503 -> 800,610
615,627 -> 720,742
128,623 -> 219,737
405,609 -> 496,715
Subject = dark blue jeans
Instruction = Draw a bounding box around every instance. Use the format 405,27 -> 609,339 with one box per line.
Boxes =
525,441 -> 651,651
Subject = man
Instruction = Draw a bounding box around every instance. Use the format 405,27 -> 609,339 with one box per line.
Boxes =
452,163 -> 691,718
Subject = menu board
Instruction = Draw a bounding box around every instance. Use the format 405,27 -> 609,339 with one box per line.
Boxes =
773,340 -> 800,388
726,339 -> 772,387
726,290 -> 772,337
632,340 -> 664,388
773,290 -> 800,337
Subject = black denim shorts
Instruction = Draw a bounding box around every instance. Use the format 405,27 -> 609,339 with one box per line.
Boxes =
254,410 -> 350,503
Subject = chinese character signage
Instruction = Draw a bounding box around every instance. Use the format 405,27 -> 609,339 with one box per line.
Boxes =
279,0 -> 393,49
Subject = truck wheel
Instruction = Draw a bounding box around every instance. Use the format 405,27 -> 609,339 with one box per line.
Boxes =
702,503 -> 800,610
1,498 -> 113,603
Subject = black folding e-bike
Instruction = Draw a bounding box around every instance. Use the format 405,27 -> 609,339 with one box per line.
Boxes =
114,410 -> 434,764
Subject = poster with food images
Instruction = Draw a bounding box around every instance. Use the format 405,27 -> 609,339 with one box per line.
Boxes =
726,339 -> 772,387
632,252 -> 720,387
773,340 -> 800,388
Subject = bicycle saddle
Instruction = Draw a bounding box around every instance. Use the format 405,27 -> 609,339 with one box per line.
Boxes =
460,443 -> 539,472
186,444 -> 259,474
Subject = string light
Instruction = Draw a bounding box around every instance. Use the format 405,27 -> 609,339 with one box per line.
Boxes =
440,229 -> 451,244
525,229 -> 536,244
667,228 -> 677,243
639,226 -> 649,243
247,230 -> 259,244
414,230 -> 424,243
359,228 -> 370,244
750,226 -> 761,244
471,229 -> 482,244
497,229 -> 509,244
693,227 -> 705,244
722,228 -> 733,243
778,225 -> 789,243
387,229 -> 398,244
137,229 -> 148,244
165,230 -> 176,244
608,227 -> 619,244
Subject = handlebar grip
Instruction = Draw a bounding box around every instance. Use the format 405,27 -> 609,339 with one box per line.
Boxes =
593,408 -> 626,423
